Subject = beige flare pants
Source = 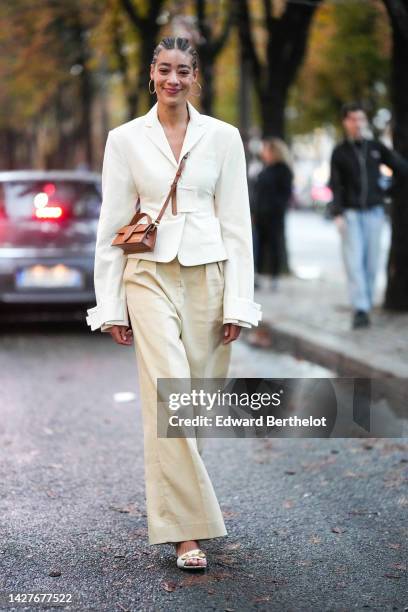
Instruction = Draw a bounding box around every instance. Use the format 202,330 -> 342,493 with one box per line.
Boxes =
124,256 -> 231,545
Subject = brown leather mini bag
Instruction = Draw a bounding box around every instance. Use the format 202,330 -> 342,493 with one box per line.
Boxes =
111,152 -> 189,254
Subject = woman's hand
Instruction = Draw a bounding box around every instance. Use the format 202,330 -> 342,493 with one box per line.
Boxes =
108,324 -> 133,345
222,323 -> 242,345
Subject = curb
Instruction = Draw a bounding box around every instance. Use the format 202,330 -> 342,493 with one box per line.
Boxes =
243,321 -> 408,416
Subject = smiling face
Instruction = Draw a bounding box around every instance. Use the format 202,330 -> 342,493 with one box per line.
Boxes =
150,48 -> 198,107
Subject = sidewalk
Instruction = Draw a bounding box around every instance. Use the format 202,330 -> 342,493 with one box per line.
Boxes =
244,274 -> 408,406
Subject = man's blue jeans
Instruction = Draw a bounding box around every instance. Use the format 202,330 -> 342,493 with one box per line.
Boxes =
341,206 -> 385,312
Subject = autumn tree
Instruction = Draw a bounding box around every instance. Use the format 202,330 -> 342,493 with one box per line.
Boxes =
118,0 -> 167,118
236,0 -> 322,139
290,0 -> 390,134
190,0 -> 234,115
0,0 -> 103,169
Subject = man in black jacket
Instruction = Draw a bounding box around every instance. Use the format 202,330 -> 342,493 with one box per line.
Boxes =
329,103 -> 408,329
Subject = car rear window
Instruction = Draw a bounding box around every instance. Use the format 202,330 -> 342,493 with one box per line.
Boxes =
0,180 -> 101,220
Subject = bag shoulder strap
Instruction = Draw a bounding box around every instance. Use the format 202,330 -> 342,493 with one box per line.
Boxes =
125,152 -> 189,228
155,152 -> 190,225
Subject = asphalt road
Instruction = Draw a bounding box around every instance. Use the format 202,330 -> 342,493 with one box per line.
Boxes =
1,321 -> 407,611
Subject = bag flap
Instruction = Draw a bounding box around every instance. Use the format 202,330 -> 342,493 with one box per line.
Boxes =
116,222 -> 153,234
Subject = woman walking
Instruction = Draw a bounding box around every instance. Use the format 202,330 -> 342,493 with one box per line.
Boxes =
253,138 -> 293,289
86,37 -> 261,570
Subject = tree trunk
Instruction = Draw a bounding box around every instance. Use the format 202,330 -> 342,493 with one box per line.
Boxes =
199,52 -> 215,116
237,0 -> 321,139
121,0 -> 166,116
78,62 -> 94,168
239,55 -> 252,146
0,129 -> 17,170
383,1 -> 408,309
260,88 -> 286,139
193,0 -> 233,116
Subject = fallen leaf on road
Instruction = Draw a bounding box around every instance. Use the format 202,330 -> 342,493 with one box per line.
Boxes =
253,596 -> 271,602
212,571 -> 233,582
296,560 -> 312,567
381,442 -> 408,453
129,528 -> 148,537
48,569 -> 61,577
383,574 -> 401,580
331,527 -> 346,534
390,563 -> 406,571
178,572 -> 232,587
161,580 -> 178,592
46,490 -> 58,498
214,555 -> 236,565
301,457 -> 337,471
180,574 -> 212,587
309,535 -> 321,544
225,542 -> 241,551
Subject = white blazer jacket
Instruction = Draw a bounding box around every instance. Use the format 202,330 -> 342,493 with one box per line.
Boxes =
86,100 -> 262,332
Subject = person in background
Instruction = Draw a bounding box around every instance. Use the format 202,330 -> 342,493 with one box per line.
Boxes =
329,102 -> 408,329
252,138 -> 293,290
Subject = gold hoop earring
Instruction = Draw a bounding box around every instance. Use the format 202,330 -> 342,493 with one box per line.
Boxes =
148,79 -> 156,95
190,81 -> 202,97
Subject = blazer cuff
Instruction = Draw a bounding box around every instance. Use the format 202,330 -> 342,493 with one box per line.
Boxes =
101,321 -> 127,333
224,318 -> 252,329
86,299 -> 129,331
223,296 -> 262,327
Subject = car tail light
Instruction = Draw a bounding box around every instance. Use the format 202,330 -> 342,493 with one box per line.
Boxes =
34,205 -> 64,219
33,190 -> 64,220
43,182 -> 56,196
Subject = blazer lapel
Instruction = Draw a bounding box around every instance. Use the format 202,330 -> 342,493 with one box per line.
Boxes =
143,100 -> 206,168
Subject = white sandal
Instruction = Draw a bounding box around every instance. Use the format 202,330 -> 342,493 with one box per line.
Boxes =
176,548 -> 207,570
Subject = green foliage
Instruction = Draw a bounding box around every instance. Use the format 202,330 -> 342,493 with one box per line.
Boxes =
289,0 -> 391,135
0,0 -> 393,163
0,0 -> 104,129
